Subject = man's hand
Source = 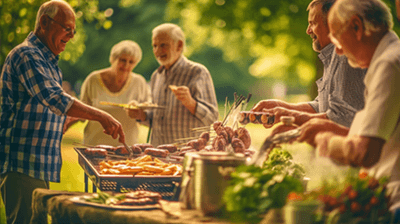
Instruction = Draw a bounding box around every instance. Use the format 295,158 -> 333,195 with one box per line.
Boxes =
251,99 -> 281,112
125,100 -> 146,121
99,112 -> 125,143
170,85 -> 196,114
171,85 -> 193,103
297,118 -> 348,147
66,100 -> 126,143
314,131 -> 335,157
260,107 -> 312,128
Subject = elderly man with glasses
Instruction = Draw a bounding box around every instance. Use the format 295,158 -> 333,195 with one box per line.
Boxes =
298,0 -> 400,213
0,1 -> 126,223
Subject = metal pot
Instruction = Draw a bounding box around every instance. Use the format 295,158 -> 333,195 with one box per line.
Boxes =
179,151 -> 246,215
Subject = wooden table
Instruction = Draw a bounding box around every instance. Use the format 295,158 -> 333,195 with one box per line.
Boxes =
31,188 -> 233,224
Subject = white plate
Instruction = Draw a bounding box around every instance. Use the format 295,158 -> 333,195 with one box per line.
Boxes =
99,101 -> 165,110
69,195 -> 161,211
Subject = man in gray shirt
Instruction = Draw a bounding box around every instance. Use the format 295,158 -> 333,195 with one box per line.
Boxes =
251,0 -> 366,128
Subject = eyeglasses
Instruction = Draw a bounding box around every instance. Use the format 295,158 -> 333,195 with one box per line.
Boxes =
328,22 -> 351,50
47,15 -> 76,35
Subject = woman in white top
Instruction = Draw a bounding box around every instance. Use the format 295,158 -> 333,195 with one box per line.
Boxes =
80,40 -> 151,146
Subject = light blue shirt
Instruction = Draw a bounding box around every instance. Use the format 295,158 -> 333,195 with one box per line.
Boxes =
309,43 -> 366,127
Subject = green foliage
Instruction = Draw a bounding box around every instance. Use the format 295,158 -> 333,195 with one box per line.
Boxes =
165,0 -> 400,95
166,0 -> 316,86
264,148 -> 306,180
0,0 -> 112,66
3,0 -> 400,103
223,148 -> 305,223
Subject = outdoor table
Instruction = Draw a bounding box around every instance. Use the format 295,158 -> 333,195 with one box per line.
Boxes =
30,188 -> 233,224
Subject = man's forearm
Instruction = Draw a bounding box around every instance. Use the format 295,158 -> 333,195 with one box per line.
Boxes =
66,99 -> 104,122
287,102 -> 317,113
182,98 -> 197,115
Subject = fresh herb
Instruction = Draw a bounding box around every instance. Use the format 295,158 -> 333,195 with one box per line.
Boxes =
223,148 -> 305,223
84,191 -> 126,205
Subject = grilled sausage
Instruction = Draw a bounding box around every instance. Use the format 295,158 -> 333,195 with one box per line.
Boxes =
84,148 -> 107,157
224,126 -> 235,143
144,148 -> 169,158
134,143 -> 154,151
114,145 -> 130,155
235,127 -> 251,149
231,137 -> 245,153
186,138 -> 207,151
199,132 -> 210,142
212,135 -> 226,151
95,144 -> 116,151
213,121 -> 223,132
157,144 -> 178,153
219,130 -> 229,143
131,145 -> 143,154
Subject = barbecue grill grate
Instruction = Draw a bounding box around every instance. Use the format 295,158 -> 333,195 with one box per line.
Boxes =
74,147 -> 181,201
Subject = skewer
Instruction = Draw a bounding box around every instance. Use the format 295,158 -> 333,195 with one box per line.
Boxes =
73,142 -> 99,148
174,136 -> 202,141
174,134 -> 216,142
224,96 -> 228,119
191,126 -> 212,131
242,93 -> 252,112
222,95 -> 245,127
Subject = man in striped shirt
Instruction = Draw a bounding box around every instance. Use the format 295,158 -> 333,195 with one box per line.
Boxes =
0,1 -> 125,223
131,23 -> 219,147
251,0 -> 366,129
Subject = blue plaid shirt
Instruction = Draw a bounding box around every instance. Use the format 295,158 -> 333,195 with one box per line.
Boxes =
0,32 -> 74,182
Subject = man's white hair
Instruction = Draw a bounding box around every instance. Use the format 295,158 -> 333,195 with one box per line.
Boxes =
34,0 -> 75,32
329,0 -> 393,36
152,23 -> 186,52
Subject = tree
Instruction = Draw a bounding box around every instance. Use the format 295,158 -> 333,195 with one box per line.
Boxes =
165,0 -> 316,87
165,0 -> 400,99
0,0 -> 112,68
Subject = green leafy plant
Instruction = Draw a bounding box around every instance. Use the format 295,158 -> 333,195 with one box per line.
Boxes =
223,148 -> 305,223
84,191 -> 126,205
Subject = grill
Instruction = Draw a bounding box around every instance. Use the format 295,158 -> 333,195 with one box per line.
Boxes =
74,147 -> 181,201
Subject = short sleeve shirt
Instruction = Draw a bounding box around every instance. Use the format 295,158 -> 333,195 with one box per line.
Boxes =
80,71 -> 151,146
349,31 -> 400,208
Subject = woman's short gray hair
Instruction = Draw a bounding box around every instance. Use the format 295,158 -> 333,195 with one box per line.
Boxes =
34,0 -> 75,32
109,40 -> 143,65
152,23 -> 186,52
330,0 -> 393,36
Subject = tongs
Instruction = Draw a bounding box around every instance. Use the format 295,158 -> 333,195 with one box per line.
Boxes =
246,128 -> 302,167
122,142 -> 134,159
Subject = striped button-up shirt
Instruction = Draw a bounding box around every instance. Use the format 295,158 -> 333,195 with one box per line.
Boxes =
147,56 -> 219,147
0,32 -> 74,182
309,43 -> 366,127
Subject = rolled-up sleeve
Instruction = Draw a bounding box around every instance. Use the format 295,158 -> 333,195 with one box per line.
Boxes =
308,97 -> 320,113
17,51 -> 74,116
191,68 -> 219,125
